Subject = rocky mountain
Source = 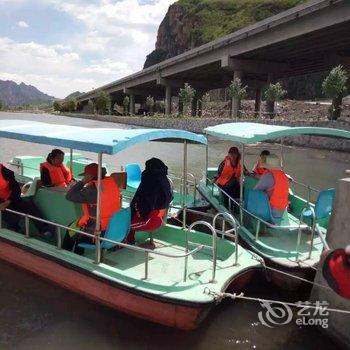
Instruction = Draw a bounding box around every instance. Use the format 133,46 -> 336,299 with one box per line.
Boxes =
0,80 -> 54,106
144,0 -> 307,68
64,91 -> 83,101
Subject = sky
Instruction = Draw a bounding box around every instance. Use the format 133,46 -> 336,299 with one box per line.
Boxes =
0,0 -> 176,98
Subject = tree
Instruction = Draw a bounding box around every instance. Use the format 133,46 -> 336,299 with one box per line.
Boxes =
123,96 -> 130,115
67,98 -> 77,113
322,65 -> 348,120
228,78 -> 247,118
146,96 -> 155,115
0,100 -> 3,111
264,82 -> 287,119
178,83 -> 196,116
155,100 -> 165,114
53,101 -> 61,112
95,91 -> 111,114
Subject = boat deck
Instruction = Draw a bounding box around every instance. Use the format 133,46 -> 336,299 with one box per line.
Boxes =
197,178 -> 325,268
0,225 -> 261,304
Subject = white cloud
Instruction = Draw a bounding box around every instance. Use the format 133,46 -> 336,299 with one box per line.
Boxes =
0,37 -> 133,97
16,20 -> 29,28
0,0 -> 176,97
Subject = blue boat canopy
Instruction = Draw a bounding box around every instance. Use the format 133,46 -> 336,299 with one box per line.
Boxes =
0,120 -> 207,154
204,122 -> 350,144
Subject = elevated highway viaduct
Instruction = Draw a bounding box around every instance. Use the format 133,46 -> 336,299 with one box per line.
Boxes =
76,0 -> 350,117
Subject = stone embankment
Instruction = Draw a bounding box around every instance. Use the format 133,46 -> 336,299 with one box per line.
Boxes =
61,112 -> 350,152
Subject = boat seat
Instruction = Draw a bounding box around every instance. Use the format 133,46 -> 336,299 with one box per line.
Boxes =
21,177 -> 41,198
125,163 -> 141,189
78,207 -> 131,252
303,188 -> 335,222
245,189 -> 277,224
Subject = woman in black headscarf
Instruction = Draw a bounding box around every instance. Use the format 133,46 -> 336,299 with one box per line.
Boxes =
126,158 -> 173,244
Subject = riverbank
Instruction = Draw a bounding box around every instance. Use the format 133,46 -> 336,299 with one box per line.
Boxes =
59,112 -> 350,152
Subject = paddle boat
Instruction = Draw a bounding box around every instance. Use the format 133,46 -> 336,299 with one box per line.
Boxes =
197,122 -> 350,289
0,120 -> 261,330
10,148 -> 208,217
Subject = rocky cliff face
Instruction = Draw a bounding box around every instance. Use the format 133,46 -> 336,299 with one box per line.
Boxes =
0,80 -> 54,106
144,0 -> 308,69
144,3 -> 197,68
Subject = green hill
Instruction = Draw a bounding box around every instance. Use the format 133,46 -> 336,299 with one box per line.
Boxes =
178,0 -> 307,46
144,0 -> 307,68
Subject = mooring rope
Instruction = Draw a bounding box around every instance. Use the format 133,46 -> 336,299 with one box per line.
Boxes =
203,288 -> 350,315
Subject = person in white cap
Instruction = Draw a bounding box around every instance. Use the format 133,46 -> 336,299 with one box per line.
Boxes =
254,154 -> 289,218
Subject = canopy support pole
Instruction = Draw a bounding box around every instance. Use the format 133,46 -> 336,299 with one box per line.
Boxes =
94,152 -> 102,264
280,138 -> 284,169
240,144 -> 245,224
69,148 -> 73,174
182,141 -> 188,230
205,142 -> 209,181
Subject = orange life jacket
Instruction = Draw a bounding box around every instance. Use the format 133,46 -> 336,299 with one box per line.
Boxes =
40,162 -> 72,187
253,160 -> 268,176
0,164 -> 12,201
78,176 -> 121,231
328,251 -> 350,299
269,169 -> 289,210
216,156 -> 242,186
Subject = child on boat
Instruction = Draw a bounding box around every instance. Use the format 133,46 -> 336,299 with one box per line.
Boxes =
63,163 -> 121,254
125,158 -> 173,245
252,150 -> 270,177
40,149 -> 73,188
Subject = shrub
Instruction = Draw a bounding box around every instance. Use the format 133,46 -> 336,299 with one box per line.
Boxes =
322,65 -> 348,120
95,91 -> 111,114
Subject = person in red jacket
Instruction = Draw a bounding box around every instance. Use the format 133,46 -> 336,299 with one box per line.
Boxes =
40,149 -> 72,187
322,246 -> 350,299
0,163 -> 53,236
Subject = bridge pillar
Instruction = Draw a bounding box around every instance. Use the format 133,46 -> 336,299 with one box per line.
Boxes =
254,88 -> 262,118
165,85 -> 172,115
231,70 -> 242,118
191,95 -> 198,117
129,94 -> 135,115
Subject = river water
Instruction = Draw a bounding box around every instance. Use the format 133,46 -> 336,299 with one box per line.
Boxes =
0,112 -> 349,350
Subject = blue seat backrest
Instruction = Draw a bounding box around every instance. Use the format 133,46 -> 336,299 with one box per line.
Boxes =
102,207 -> 131,250
245,189 -> 275,223
125,163 -> 141,183
315,188 -> 335,219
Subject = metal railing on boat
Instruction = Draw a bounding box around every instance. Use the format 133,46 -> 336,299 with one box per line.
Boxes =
0,207 -> 237,283
168,172 -> 197,205
203,177 -> 324,259
290,179 -> 320,204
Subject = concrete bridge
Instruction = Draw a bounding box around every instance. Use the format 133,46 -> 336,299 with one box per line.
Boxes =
76,0 -> 350,117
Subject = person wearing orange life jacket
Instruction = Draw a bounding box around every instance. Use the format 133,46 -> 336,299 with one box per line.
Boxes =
0,163 -> 53,236
322,246 -> 350,299
254,154 -> 289,218
214,146 -> 249,201
63,163 -> 121,255
252,150 -> 270,177
40,149 -> 72,188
